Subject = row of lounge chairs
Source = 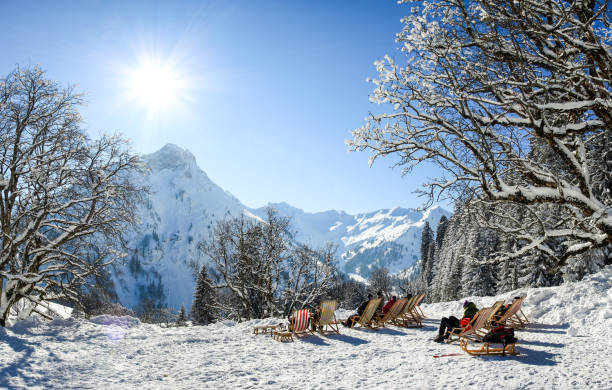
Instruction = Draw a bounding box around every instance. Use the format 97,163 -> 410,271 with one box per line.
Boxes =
268,293 -> 427,341
260,294 -> 529,358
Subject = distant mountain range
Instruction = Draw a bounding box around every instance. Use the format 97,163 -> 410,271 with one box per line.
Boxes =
112,144 -> 451,311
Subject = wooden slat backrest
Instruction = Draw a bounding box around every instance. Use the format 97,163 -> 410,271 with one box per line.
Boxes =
361,298 -> 382,323
318,300 -> 338,326
293,309 -> 310,333
462,306 -> 495,336
380,299 -> 406,323
398,295 -> 417,317
497,296 -> 526,324
487,301 -> 504,323
413,293 -> 425,307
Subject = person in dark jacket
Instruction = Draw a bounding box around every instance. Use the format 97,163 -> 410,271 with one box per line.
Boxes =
433,301 -> 479,342
343,294 -> 373,328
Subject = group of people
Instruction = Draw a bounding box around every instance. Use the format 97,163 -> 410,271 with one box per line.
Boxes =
341,291 -> 413,328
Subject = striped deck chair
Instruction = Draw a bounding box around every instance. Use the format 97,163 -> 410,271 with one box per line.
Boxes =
491,296 -> 528,329
446,306 -> 496,344
353,298 -> 382,329
273,308 -> 311,341
312,300 -> 340,335
372,298 -> 406,328
394,296 -> 423,328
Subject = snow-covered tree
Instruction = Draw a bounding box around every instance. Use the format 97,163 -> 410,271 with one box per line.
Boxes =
420,222 -> 434,284
461,256 -> 497,297
176,303 -> 187,326
191,265 -> 218,325
281,242 -> 337,316
368,266 -> 393,297
348,0 -> 612,269
0,67 -> 141,326
200,207 -> 337,320
435,216 -> 449,249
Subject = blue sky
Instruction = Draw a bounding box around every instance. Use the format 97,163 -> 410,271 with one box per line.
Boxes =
1,0 -> 447,214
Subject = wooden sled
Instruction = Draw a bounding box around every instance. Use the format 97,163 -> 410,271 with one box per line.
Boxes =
459,337 -> 519,356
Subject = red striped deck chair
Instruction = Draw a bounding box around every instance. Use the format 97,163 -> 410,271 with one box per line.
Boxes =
290,309 -> 311,337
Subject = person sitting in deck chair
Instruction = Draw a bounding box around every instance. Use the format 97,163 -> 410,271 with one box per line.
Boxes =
496,296 -> 521,318
342,294 -> 373,328
382,296 -> 397,315
433,300 -> 479,343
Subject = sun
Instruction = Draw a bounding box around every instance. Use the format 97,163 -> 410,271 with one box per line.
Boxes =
124,55 -> 187,114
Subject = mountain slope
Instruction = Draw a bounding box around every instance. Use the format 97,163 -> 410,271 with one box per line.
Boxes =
114,144 -> 451,311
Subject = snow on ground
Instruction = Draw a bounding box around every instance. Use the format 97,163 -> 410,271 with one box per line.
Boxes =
1,267 -> 611,390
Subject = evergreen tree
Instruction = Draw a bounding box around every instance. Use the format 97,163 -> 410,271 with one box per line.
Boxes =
442,255 -> 464,301
177,303 -> 187,326
191,265 -> 219,325
435,215 -> 449,249
420,222 -> 434,281
461,256 -> 497,297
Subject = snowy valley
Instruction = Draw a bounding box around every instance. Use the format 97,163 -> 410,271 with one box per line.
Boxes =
116,144 -> 451,312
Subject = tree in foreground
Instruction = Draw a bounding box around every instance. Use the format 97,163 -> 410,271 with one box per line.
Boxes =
348,0 -> 611,270
191,264 -> 218,325
200,207 -> 337,320
0,67 -> 141,326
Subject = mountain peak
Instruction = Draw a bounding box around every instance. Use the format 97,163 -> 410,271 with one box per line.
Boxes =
142,143 -> 198,172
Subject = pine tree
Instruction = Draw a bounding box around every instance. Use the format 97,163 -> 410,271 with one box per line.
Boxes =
420,222 -> 434,281
191,265 -> 219,325
177,303 -> 187,326
461,256 -> 497,297
435,215 -> 449,249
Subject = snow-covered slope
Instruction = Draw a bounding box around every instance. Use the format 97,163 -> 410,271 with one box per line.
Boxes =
3,266 -> 610,389
250,203 -> 450,279
114,144 -> 246,311
115,144 -> 450,311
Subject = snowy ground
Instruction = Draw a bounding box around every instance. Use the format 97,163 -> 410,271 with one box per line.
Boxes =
1,267 -> 611,390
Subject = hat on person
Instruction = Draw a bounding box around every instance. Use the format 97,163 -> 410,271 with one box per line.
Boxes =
367,293 -> 373,299
377,290 -> 383,296
463,300 -> 470,308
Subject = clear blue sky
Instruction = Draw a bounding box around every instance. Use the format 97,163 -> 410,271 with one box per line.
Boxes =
1,0 -> 447,214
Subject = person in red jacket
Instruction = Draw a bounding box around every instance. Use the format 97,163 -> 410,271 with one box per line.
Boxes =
382,296 -> 397,315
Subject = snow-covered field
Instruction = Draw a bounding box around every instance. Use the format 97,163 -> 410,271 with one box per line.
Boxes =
2,267 -> 610,390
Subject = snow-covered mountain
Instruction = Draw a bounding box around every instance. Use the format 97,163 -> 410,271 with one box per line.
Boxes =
113,144 -> 451,311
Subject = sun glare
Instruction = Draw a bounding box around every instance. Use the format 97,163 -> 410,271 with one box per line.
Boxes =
124,56 -> 187,115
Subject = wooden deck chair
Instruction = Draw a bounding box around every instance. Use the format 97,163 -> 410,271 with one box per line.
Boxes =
393,295 -> 422,328
353,298 -> 382,329
484,301 -> 505,328
491,296 -> 527,329
312,300 -> 340,335
446,306 -> 496,344
514,295 -> 530,326
372,298 -> 406,328
412,293 -> 426,319
273,308 -> 310,341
